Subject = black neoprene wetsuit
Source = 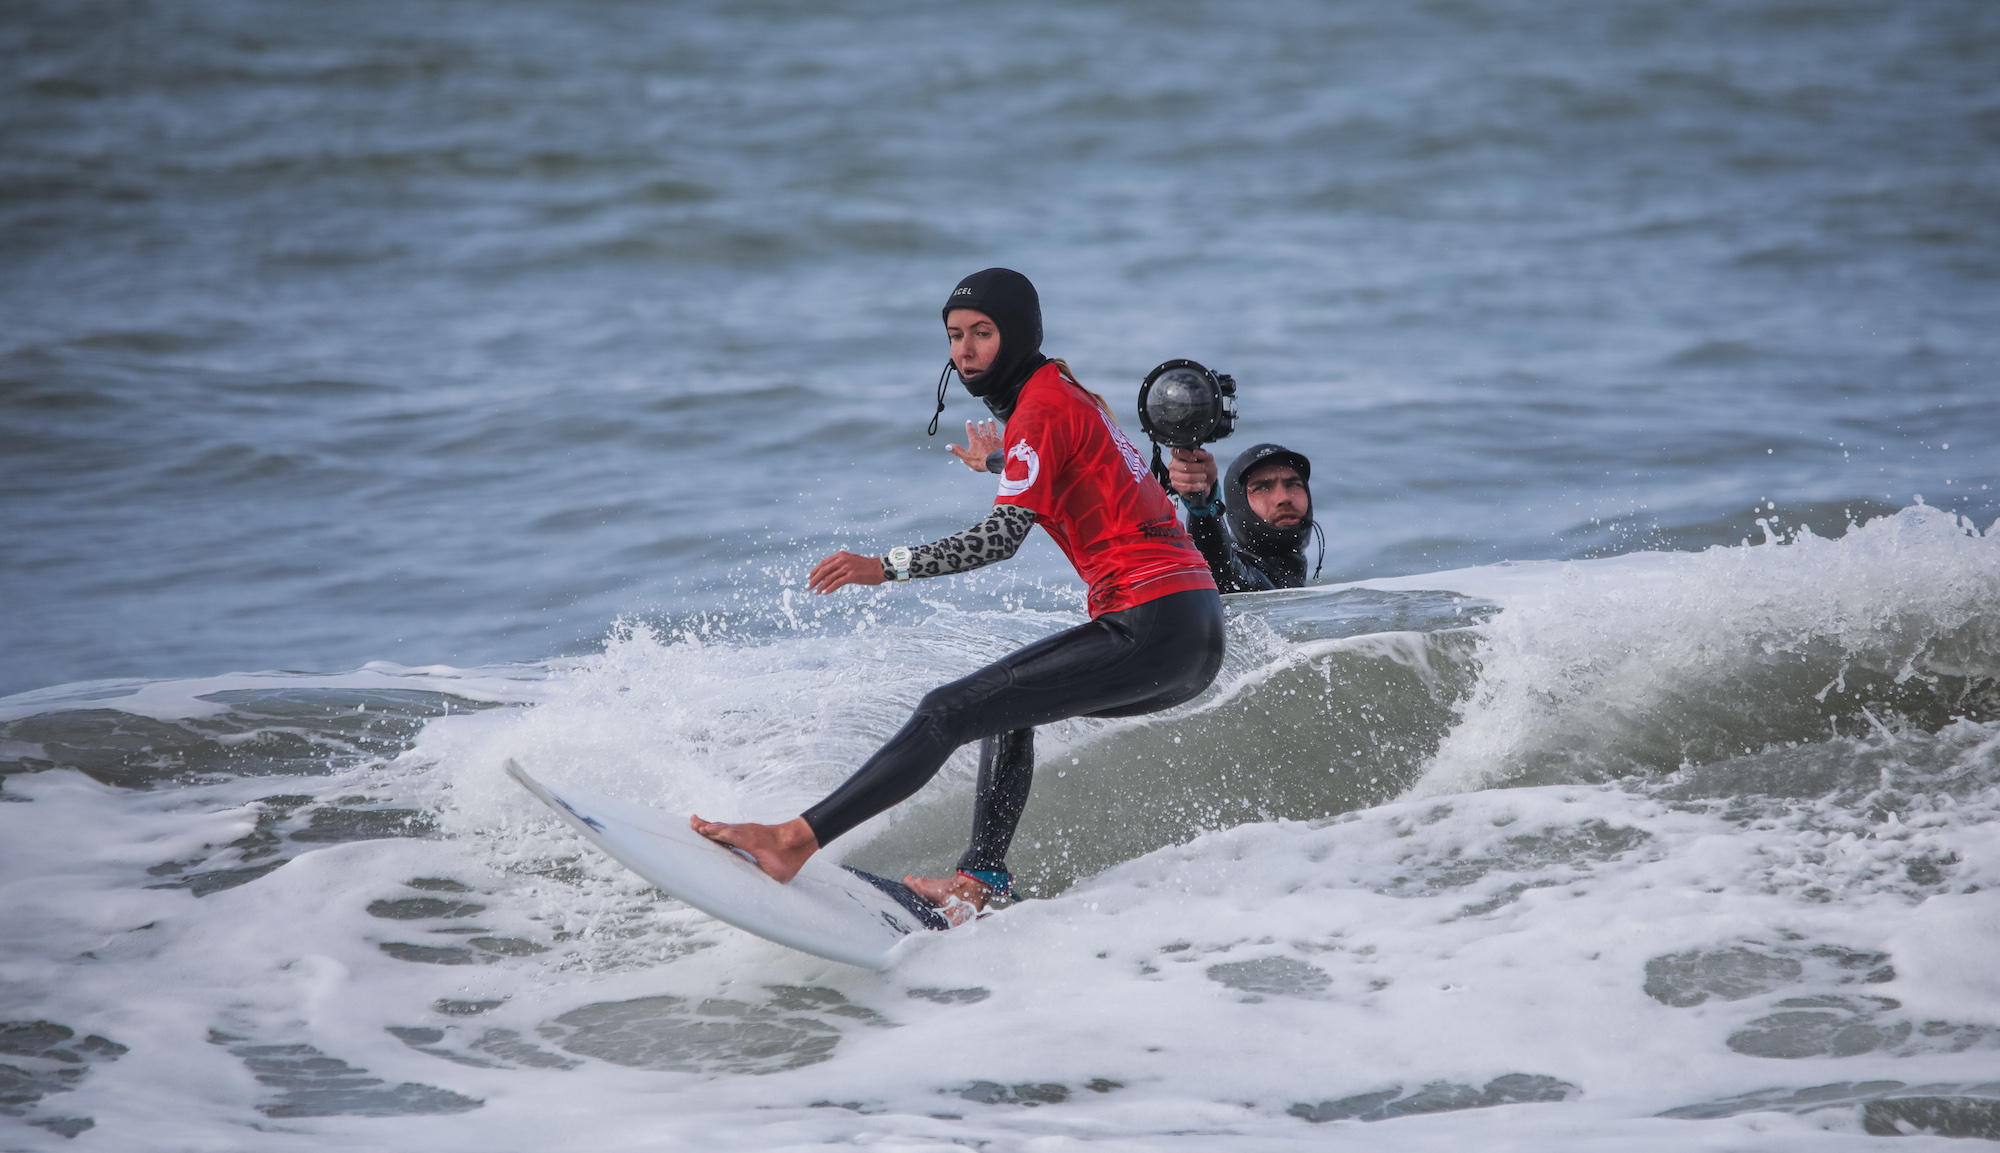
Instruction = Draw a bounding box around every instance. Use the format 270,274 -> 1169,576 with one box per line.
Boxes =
801,587 -> 1225,873
800,267 -> 1226,890
1184,443 -> 1315,593
1187,511 -> 1307,592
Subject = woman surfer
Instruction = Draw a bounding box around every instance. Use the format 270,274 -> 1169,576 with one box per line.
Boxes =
691,268 -> 1225,919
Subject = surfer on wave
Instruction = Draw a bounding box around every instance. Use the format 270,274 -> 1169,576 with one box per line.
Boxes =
692,268 -> 1225,922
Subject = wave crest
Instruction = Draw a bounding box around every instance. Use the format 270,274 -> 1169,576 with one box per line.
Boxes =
1411,505 -> 2000,797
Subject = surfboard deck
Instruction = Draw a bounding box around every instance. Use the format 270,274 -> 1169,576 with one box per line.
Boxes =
504,759 -> 948,970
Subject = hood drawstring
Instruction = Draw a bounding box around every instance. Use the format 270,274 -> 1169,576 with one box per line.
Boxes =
928,358 -> 957,436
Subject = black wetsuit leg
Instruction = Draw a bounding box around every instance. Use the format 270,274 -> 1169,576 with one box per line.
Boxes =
800,587 -> 1225,847
957,729 -> 1032,875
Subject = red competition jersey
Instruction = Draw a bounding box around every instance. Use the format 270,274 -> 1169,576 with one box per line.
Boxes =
995,362 -> 1216,616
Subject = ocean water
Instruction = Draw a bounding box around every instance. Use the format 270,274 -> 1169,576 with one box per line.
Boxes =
3,0 -> 1999,1148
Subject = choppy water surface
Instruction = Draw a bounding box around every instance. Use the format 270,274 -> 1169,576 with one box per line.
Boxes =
4,0 -> 2000,1149
3,0 -> 1996,689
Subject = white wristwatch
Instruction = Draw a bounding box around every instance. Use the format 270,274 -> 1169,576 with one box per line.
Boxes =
888,546 -> 913,583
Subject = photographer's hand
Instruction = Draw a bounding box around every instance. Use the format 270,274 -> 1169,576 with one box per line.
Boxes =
1169,447 -> 1218,502
947,420 -> 1003,472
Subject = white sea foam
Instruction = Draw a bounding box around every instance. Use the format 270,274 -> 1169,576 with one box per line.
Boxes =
5,509 -> 2000,1149
1388,506 -> 2000,798
8,729 -> 1998,1149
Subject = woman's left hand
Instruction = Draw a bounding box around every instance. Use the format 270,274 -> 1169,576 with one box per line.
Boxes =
947,420 -> 1003,472
808,550 -> 889,594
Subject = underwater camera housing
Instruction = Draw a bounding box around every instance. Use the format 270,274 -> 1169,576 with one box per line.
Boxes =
1137,359 -> 1237,449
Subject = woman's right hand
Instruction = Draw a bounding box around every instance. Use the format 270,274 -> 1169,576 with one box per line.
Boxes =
808,550 -> 889,594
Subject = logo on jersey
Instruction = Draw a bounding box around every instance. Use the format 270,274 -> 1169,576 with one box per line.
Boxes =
1097,408 -> 1149,481
997,440 -> 1040,497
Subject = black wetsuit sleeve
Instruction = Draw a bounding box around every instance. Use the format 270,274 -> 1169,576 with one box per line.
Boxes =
880,504 -> 1038,580
1186,496 -> 1277,593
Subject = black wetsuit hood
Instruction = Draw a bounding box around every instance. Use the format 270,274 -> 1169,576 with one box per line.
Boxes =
1224,443 -> 1313,583
942,268 -> 1047,420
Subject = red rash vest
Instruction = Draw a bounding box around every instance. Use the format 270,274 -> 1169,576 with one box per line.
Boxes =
994,362 -> 1217,616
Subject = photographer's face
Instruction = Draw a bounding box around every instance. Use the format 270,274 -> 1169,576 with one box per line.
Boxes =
946,309 -> 1001,381
1243,463 -> 1308,528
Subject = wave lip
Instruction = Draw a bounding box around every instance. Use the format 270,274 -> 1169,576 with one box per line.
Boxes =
1404,505 -> 2000,798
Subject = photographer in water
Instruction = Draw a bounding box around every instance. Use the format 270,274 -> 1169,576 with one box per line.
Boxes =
1126,360 -> 1317,592
1132,359 -> 1317,592
1168,443 -> 1317,591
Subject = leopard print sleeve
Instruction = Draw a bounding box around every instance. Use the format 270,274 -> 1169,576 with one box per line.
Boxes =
880,504 -> 1038,580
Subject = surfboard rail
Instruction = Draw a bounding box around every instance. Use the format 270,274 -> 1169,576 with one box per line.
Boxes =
504,759 -> 946,970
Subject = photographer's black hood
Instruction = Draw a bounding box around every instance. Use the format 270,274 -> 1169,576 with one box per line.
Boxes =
943,268 -> 1047,420
1225,443 -> 1313,572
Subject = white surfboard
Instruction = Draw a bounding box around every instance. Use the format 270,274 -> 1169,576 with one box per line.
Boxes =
504,759 -> 949,970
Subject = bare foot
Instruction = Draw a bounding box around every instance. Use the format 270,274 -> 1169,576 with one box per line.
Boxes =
689,814 -> 819,883
904,873 -> 993,927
